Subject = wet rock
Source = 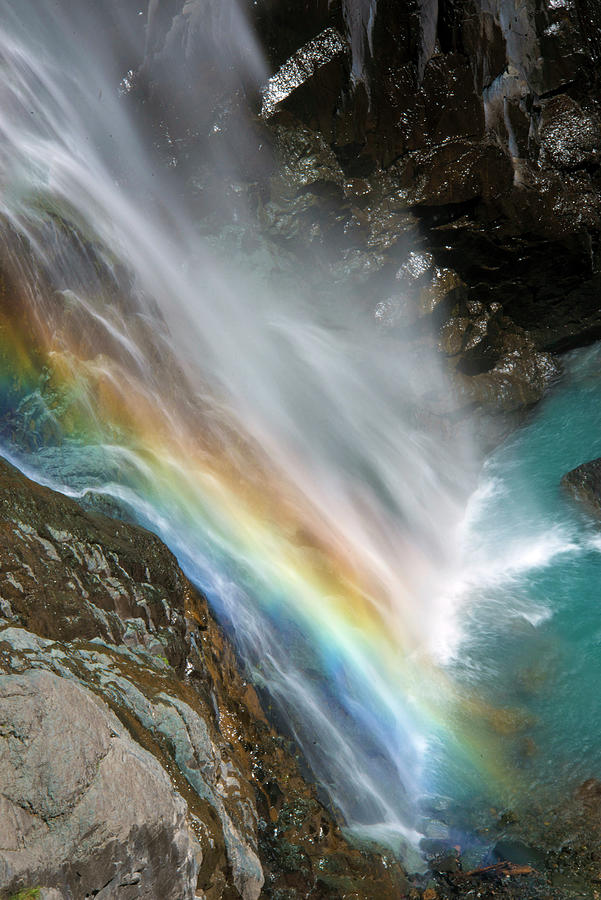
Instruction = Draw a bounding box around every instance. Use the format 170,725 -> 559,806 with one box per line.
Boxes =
245,0 -> 601,432
397,141 -> 514,208
431,778 -> 601,898
125,0 -> 601,396
493,839 -> 547,869
538,95 -> 601,171
0,455 -> 189,668
261,28 -> 348,121
454,333 -> 560,416
430,853 -> 460,874
0,456 -> 406,899
431,294 -> 559,446
562,457 -> 601,517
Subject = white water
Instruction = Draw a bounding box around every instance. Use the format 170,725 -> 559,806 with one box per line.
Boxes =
0,0 -> 478,853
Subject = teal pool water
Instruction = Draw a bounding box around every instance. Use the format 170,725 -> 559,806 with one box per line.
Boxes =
433,342 -> 601,814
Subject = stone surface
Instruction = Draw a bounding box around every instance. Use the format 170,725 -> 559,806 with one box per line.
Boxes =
562,456 -> 601,516
0,668 -> 199,900
124,0 -> 601,444
120,0 -> 601,445
0,456 -> 406,899
261,28 -> 347,119
227,0 -> 601,440
2,440 -> 600,900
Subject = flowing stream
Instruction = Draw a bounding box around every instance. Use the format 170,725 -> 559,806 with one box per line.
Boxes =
0,0 -> 599,865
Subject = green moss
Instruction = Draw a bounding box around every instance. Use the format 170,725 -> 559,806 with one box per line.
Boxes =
8,888 -> 42,900
270,838 -> 308,874
277,798 -> 317,830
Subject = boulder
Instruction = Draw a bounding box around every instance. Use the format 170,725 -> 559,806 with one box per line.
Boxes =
0,668 -> 199,899
561,457 -> 601,516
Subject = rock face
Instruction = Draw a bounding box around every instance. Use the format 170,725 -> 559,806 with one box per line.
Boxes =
252,0 -> 601,356
125,0 -> 598,444
7,455 -> 601,900
0,668 -> 198,899
562,456 -> 601,516
265,0 -> 599,427
0,456 -> 406,899
134,0 -> 601,443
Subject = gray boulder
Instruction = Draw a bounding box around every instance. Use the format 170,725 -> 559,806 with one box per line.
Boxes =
0,668 -> 199,899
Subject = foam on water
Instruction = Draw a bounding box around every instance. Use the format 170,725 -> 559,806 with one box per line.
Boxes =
431,343 -> 601,809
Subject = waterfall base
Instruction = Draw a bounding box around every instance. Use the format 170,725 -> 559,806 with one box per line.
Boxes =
1,450 -> 601,898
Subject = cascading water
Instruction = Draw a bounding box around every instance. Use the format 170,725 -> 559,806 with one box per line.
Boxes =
341,0 -> 377,85
0,0 -> 548,862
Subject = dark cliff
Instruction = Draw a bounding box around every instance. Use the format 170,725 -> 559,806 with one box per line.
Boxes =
257,0 -> 601,351
136,0 -> 601,444
257,0 -> 601,440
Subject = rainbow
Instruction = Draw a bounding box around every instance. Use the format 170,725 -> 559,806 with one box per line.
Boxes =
0,225 -> 529,848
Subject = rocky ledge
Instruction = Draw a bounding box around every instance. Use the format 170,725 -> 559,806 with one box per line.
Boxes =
0,456 -> 406,899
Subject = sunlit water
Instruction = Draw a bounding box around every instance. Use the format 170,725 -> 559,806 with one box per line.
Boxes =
425,344 -> 601,823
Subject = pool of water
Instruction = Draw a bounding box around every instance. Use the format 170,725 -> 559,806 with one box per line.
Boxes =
429,342 -> 601,820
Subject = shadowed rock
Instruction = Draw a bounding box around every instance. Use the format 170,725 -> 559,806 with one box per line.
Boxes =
562,457 -> 601,517
245,0 -> 601,441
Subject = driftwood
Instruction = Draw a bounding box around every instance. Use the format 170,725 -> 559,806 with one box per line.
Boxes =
453,861 -> 534,879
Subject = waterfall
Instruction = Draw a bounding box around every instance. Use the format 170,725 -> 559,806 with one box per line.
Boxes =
341,0 -> 377,85
0,0 -> 493,856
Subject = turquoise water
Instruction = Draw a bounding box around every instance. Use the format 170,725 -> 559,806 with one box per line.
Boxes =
435,342 -> 601,813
